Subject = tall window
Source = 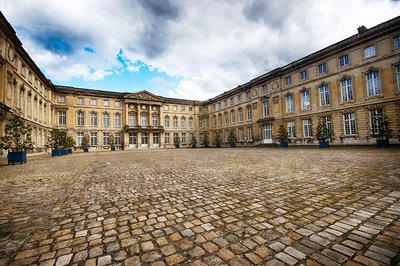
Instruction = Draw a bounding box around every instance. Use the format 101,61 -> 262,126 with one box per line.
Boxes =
165,133 -> 170,144
115,132 -> 121,145
370,109 -> 384,135
245,91 -> 251,100
364,45 -> 376,59
301,90 -> 310,110
366,70 -> 381,97
286,94 -> 294,113
218,114 -> 222,126
173,116 -> 178,128
152,116 -> 158,127
141,134 -> 148,145
341,78 -> 353,102
224,112 -> 229,125
39,103 -> 42,121
238,94 -> 242,102
262,85 -> 268,93
230,97 -> 234,105
396,65 -> 400,92
246,106 -> 252,121
247,127 -> 253,141
153,133 -> 159,145
90,112 -> 97,126
189,117 -> 193,129
199,118 -> 203,128
77,111 -> 84,126
27,94 -> 31,116
300,70 -> 308,80
103,132 -> 109,145
114,113 -> 121,127
129,114 -> 136,126
394,36 -> 400,49
164,116 -> 170,128
129,133 -> 136,144
230,110 -> 235,124
76,132 -> 84,147
263,101 -> 269,117
319,84 -> 330,106
212,115 -> 217,127
339,54 -> 349,67
141,114 -> 147,126
181,133 -> 186,145
321,116 -> 332,135
33,99 -> 37,118
90,132 -> 97,146
20,90 -> 24,112
344,113 -> 356,136
181,117 -> 186,128
103,113 -> 110,128
285,76 -> 292,86
58,111 -> 66,125
287,122 -> 295,138
43,105 -> 46,123
239,128 -> 244,141
318,63 -> 327,74
238,109 -> 243,122
173,133 -> 179,144
303,119 -> 312,138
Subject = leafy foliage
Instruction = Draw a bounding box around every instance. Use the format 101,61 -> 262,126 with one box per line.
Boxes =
81,134 -> 90,149
109,132 -> 115,146
227,130 -> 236,145
315,120 -> 332,141
202,131 -> 210,147
0,113 -> 34,152
371,116 -> 392,140
174,134 -> 181,145
214,132 -> 222,146
190,134 -> 197,146
277,125 -> 289,142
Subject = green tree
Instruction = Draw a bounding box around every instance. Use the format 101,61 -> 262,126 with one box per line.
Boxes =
315,120 -> 332,141
0,113 -> 34,152
214,132 -> 222,147
203,131 -> 210,147
81,134 -> 90,149
109,132 -> 115,146
227,130 -> 236,146
277,125 -> 289,142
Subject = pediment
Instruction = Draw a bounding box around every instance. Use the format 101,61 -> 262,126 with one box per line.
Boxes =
124,90 -> 162,101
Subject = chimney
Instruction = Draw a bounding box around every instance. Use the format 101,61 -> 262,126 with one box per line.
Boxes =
357,25 -> 368,34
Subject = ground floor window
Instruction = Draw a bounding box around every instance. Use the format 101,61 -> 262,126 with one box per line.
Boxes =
344,113 -> 356,136
239,128 -> 244,141
165,133 -> 170,144
173,133 -> 179,144
182,133 -> 186,145
199,133 -> 204,144
369,109 -> 383,135
115,132 -> 121,145
247,127 -> 253,141
321,116 -> 332,135
129,133 -> 137,144
76,132 -> 84,146
141,134 -> 148,144
262,125 -> 272,140
103,132 -> 109,145
90,132 -> 97,146
287,122 -> 295,138
153,133 -> 159,144
303,119 -> 312,138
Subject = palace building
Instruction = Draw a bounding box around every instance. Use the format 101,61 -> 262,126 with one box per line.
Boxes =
1,12 -> 400,154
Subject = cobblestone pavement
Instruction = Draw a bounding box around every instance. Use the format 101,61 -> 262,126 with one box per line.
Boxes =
0,147 -> 400,266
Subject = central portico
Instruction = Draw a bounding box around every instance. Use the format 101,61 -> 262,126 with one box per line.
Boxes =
123,91 -> 164,149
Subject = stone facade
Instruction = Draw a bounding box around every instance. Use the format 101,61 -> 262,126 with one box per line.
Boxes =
1,11 -> 400,154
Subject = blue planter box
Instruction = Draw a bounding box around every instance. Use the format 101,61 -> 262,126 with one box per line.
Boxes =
51,149 -> 62,157
67,149 -> 73,154
229,143 -> 236,148
175,144 -> 180,149
8,151 -> 27,165
215,144 -> 221,148
280,141 -> 289,148
60,149 -> 67,155
111,146 -> 116,151
376,139 -> 389,148
319,141 -> 329,148
192,144 -> 197,148
204,144 -> 210,148
83,148 -> 89,153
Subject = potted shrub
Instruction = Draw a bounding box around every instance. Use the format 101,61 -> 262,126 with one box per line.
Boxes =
82,134 -> 90,152
277,125 -> 289,148
214,132 -> 222,148
190,135 -> 197,148
227,129 -> 236,148
109,132 -> 116,151
371,116 -> 392,148
0,113 -> 33,164
203,131 -> 210,148
47,128 -> 66,156
65,134 -> 75,154
315,120 -> 332,148
174,134 -> 181,148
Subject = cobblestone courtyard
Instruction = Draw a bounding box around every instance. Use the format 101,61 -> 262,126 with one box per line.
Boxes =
0,147 -> 400,266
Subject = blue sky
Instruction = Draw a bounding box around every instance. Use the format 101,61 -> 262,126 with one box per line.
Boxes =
1,0 -> 400,100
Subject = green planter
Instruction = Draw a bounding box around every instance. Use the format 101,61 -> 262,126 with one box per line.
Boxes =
8,151 -> 27,165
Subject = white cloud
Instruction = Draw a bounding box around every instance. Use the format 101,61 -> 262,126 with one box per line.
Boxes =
1,0 -> 399,100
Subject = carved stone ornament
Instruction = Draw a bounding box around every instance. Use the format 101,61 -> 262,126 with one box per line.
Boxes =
273,96 -> 279,103
129,104 -> 135,109
152,106 -> 157,111
272,81 -> 279,90
141,105 -> 146,110
8,46 -> 15,61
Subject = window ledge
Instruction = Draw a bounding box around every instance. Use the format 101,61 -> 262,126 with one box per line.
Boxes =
365,94 -> 383,100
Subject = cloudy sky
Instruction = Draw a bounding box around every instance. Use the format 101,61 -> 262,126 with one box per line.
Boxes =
1,0 -> 399,100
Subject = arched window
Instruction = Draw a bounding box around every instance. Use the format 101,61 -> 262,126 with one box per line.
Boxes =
164,116 -> 170,128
